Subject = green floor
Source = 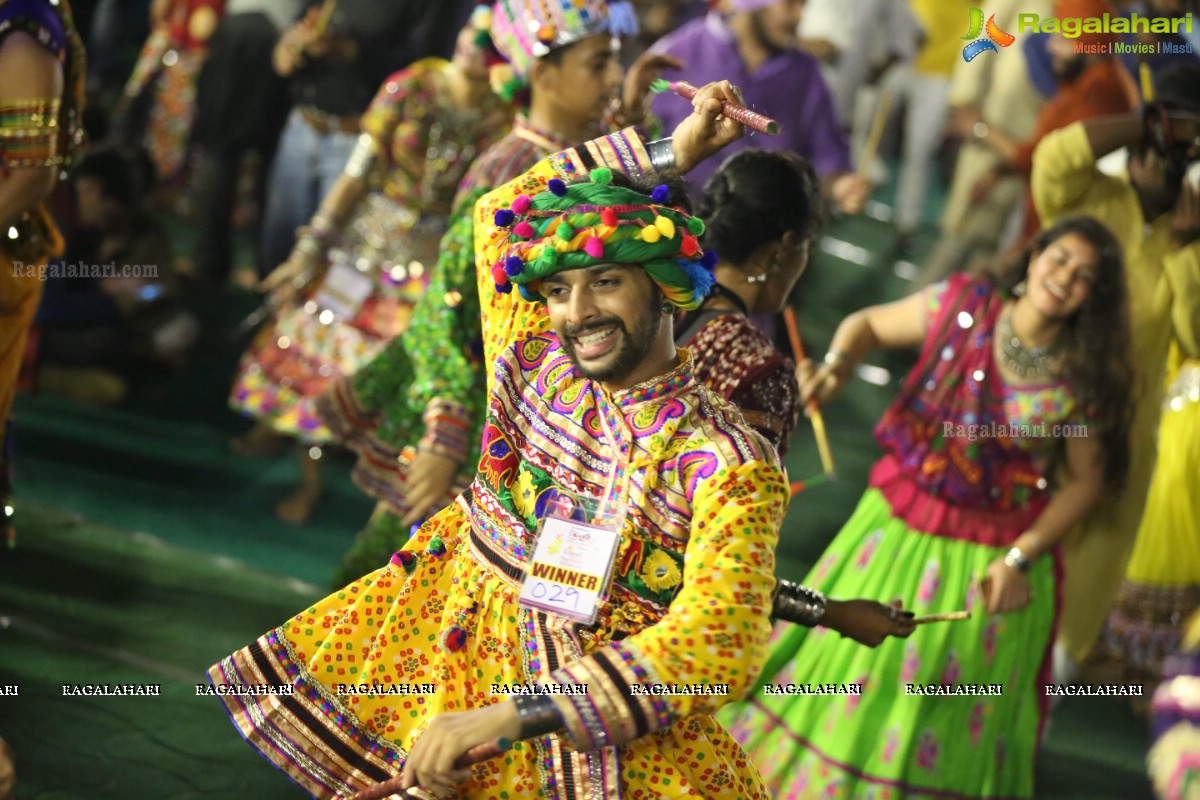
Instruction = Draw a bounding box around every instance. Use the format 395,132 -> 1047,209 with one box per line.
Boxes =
0,202 -> 1154,798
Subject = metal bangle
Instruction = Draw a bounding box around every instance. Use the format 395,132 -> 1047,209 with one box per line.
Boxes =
772,579 -> 827,626
343,132 -> 380,179
647,137 -> 676,173
823,350 -> 848,367
514,694 -> 565,740
294,234 -> 323,258
1003,546 -> 1032,574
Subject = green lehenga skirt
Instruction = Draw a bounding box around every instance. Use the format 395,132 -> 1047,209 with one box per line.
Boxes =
723,489 -> 1057,800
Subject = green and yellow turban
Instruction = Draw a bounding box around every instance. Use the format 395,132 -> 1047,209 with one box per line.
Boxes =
489,168 -> 717,310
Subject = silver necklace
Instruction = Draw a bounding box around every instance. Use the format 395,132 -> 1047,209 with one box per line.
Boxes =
997,307 -> 1063,380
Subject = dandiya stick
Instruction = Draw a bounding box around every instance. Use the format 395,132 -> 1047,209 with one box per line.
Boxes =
649,79 -> 781,136
790,472 -> 829,497
344,738 -> 511,800
783,307 -> 836,478
913,611 -> 972,624
857,90 -> 893,180
312,0 -> 337,34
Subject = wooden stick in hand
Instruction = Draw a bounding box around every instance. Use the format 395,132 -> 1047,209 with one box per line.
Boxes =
783,307 -> 836,478
913,611 -> 971,624
343,738 -> 512,800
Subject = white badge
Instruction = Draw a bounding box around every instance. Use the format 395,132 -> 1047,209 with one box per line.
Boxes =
518,504 -> 623,625
314,256 -> 373,320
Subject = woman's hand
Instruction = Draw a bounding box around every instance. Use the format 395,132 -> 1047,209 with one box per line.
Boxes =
830,173 -> 869,215
980,558 -> 1031,614
260,247 -> 319,303
945,105 -> 983,139
402,449 -> 461,527
401,702 -> 519,796
822,598 -> 916,646
796,357 -> 848,407
670,80 -> 745,174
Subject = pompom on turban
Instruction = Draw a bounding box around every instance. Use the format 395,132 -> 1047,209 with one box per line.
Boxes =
489,168 -> 718,310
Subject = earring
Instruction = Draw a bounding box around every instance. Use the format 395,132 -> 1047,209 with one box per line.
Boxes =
661,301 -> 674,314
1013,280 -> 1027,297
746,274 -> 768,284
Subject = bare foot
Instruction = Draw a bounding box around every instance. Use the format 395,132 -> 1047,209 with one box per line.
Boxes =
230,425 -> 290,458
276,481 -> 323,525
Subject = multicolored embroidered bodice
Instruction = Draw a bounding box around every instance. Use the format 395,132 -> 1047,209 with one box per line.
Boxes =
464,333 -> 781,643
360,59 -> 511,216
874,275 -> 1084,522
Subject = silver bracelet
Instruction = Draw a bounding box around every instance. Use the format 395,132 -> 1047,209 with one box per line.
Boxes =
823,351 -> 849,368
343,133 -> 380,179
1003,546 -> 1032,574
647,138 -> 676,173
294,234 -> 323,257
772,579 -> 827,626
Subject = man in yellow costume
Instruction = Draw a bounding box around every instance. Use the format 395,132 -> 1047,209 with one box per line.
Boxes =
209,82 -> 806,800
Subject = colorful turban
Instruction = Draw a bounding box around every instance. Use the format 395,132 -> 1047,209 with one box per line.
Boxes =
488,0 -> 638,100
490,168 -> 717,310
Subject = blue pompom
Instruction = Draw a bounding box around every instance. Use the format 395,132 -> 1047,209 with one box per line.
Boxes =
505,256 -> 524,276
651,184 -> 670,204
496,280 -> 513,293
518,283 -> 539,302
678,258 -> 716,299
494,208 -> 515,227
605,0 -> 639,38
700,250 -> 718,271
547,178 -> 567,196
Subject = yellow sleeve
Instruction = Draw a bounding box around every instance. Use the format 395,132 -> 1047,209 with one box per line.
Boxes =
546,460 -> 788,751
473,128 -> 655,375
1164,242 -> 1200,359
1031,122 -> 1102,224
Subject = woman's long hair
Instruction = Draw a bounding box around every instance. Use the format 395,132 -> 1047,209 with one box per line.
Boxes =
992,215 -> 1134,489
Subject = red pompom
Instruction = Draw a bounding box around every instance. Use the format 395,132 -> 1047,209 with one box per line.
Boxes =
491,261 -> 509,285
600,208 -> 618,227
443,626 -> 468,652
681,234 -> 699,257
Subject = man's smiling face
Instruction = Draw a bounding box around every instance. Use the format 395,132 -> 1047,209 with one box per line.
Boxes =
541,263 -> 667,388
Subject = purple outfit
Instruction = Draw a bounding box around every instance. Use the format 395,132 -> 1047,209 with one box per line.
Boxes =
648,12 -> 850,191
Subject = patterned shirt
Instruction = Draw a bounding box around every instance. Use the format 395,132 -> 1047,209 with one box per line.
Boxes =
210,129 -> 790,800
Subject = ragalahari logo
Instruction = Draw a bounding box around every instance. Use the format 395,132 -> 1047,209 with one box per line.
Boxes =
962,7 -> 1016,61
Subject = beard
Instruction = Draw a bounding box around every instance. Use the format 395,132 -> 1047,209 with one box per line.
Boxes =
559,292 -> 664,384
